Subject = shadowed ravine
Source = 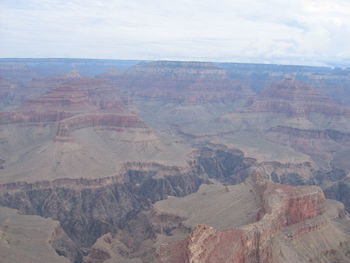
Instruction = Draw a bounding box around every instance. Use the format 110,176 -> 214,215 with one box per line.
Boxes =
0,147 -> 254,262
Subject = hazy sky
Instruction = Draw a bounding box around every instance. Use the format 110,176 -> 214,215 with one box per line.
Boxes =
1,0 -> 350,66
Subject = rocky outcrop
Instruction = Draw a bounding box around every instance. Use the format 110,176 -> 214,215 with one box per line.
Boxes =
157,174 -> 338,263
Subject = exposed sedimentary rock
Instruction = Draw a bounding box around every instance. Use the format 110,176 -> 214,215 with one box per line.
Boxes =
246,78 -> 350,116
0,164 -> 209,261
56,114 -> 146,137
156,174 -> 350,263
1,60 -> 350,263
98,61 -> 253,103
196,146 -> 254,184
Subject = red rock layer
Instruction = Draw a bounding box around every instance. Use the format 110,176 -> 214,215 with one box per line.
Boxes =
20,76 -> 126,113
246,78 -> 350,116
23,86 -> 96,112
0,72 -> 147,135
157,174 -> 326,263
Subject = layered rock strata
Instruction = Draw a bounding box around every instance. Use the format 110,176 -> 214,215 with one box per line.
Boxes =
246,78 -> 350,116
0,163 -> 209,262
98,61 -> 253,103
157,174 -> 349,263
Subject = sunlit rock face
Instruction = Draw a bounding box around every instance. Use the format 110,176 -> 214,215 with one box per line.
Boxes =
157,175 -> 349,263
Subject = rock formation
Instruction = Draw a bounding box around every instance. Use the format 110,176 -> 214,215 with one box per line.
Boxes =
98,61 -> 253,103
156,174 -> 350,263
246,78 -> 350,116
1,59 -> 350,263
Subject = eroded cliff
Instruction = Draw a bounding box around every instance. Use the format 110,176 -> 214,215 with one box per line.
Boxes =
156,174 -> 350,263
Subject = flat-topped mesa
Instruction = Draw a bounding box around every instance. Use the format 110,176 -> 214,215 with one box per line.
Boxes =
246,78 -> 350,116
99,61 -> 252,103
158,175 -> 327,263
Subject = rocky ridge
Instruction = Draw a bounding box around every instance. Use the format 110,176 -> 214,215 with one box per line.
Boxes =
98,61 -> 253,103
1,60 -> 350,263
246,78 -> 350,116
156,173 -> 350,263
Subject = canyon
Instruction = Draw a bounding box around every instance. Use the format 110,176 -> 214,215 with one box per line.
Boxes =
0,58 -> 350,262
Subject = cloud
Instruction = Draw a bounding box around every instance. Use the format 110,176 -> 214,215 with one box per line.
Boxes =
0,0 -> 349,66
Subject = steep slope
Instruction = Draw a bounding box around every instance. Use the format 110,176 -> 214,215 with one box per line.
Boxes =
156,174 -> 350,263
0,163 -> 210,262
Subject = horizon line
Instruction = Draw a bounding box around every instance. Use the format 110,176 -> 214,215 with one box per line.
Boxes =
0,57 -> 342,69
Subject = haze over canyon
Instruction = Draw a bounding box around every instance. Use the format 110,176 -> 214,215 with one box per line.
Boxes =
0,58 -> 350,263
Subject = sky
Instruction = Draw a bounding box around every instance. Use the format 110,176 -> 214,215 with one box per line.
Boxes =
1,0 -> 350,66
